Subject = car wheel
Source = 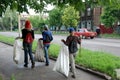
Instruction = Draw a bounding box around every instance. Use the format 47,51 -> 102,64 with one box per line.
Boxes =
79,35 -> 82,39
82,36 -> 86,39
90,37 -> 94,39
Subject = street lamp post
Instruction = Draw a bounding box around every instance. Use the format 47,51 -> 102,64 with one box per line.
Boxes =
18,13 -> 21,37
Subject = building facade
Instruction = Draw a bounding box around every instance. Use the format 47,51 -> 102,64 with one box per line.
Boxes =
79,7 -> 102,31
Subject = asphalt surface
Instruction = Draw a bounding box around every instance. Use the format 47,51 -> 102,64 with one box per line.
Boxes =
0,32 -> 120,56
0,42 -> 106,80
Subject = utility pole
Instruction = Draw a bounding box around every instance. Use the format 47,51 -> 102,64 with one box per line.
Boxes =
10,16 -> 13,32
84,0 -> 87,28
18,13 -> 21,37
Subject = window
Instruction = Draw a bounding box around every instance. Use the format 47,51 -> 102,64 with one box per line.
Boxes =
87,8 -> 91,16
81,12 -> 85,17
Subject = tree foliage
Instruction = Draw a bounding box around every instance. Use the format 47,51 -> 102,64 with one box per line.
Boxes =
1,0 -> 120,32
62,6 -> 79,29
1,0 -> 120,16
29,15 -> 41,28
101,5 -> 120,27
28,15 -> 47,32
48,7 -> 62,30
0,7 -> 18,31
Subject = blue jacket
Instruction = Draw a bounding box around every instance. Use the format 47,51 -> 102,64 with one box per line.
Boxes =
42,30 -> 53,44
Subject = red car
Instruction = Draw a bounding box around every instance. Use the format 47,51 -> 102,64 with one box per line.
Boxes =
74,28 -> 97,39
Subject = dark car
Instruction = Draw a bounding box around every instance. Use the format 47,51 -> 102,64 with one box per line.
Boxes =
74,28 -> 97,39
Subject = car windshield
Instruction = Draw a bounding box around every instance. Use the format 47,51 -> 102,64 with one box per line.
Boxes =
84,29 -> 88,32
79,29 -> 84,32
79,29 -> 88,32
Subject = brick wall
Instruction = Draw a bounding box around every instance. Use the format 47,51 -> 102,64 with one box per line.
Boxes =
93,7 -> 102,27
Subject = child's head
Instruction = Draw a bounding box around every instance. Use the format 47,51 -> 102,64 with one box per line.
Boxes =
68,27 -> 75,35
69,27 -> 74,33
44,25 -> 49,30
25,20 -> 32,30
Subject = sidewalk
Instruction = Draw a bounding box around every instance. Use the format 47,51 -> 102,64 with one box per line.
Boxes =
0,42 -> 106,80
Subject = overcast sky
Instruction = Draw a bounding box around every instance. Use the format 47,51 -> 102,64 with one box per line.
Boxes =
22,4 -> 54,15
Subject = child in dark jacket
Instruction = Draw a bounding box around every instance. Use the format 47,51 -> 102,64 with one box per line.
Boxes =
61,27 -> 81,78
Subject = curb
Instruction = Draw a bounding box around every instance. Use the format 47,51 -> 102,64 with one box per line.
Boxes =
0,41 -> 112,80
50,57 -> 112,80
75,65 -> 111,80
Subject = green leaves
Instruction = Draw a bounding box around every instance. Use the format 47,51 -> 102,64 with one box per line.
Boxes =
1,7 -> 18,31
49,8 -> 62,28
0,0 -> 120,17
62,6 -> 79,28
100,5 -> 120,27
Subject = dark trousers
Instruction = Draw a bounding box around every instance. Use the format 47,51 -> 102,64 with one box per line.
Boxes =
23,42 -> 34,65
44,44 -> 50,64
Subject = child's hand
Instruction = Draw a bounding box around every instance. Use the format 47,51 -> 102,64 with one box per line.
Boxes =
15,37 -> 20,40
61,39 -> 65,42
39,38 -> 42,40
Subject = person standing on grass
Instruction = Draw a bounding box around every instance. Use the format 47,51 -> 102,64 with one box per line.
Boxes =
39,25 -> 53,66
61,27 -> 81,78
16,20 -> 35,68
96,26 -> 101,37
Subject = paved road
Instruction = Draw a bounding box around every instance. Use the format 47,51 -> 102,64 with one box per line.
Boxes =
0,42 -> 106,80
0,32 -> 120,56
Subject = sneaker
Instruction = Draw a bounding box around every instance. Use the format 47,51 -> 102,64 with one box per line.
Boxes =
71,75 -> 76,78
45,63 -> 49,66
70,67 -> 72,72
31,62 -> 35,68
24,64 -> 28,68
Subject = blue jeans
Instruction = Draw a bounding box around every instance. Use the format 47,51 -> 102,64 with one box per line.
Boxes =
69,53 -> 76,76
44,44 -> 50,64
23,42 -> 34,65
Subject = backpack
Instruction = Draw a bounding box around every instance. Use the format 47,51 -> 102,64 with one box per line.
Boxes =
24,33 -> 33,43
45,34 -> 52,42
69,39 -> 78,53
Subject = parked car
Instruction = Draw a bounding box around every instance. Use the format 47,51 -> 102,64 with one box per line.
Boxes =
74,28 -> 97,39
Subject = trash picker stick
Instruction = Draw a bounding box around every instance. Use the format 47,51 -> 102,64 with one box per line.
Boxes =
79,43 -> 81,56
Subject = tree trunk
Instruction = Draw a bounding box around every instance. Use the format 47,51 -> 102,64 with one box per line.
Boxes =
10,17 -> 13,31
18,14 -> 21,37
1,25 -> 6,31
1,19 -> 6,31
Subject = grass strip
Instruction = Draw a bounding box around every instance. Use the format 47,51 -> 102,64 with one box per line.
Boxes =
0,34 -> 120,79
75,48 -> 120,79
101,33 -> 120,39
